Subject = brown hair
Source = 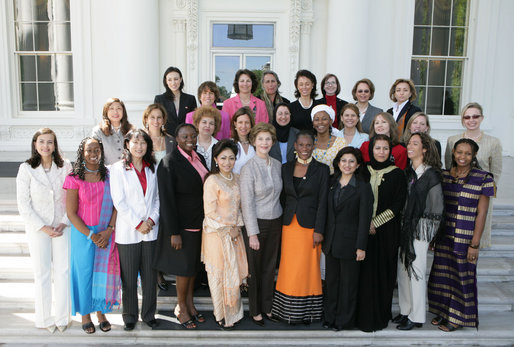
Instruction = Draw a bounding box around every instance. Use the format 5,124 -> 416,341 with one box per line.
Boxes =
100,98 -> 133,136
233,69 -> 258,94
142,103 -> 168,136
249,122 -> 277,146
369,112 -> 400,146
389,78 -> 417,102
26,128 -> 64,169
321,73 -> 341,96
231,106 -> 256,142
407,132 -> 441,170
339,103 -> 363,132
352,78 -> 376,101
193,106 -> 222,136
197,81 -> 220,102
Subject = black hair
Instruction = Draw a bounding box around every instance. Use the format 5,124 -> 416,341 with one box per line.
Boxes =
295,129 -> 315,143
207,139 -> 239,178
451,138 -> 481,170
71,137 -> 108,181
122,129 -> 156,173
332,146 -> 365,179
26,128 -> 64,169
294,69 -> 318,99
162,66 -> 184,100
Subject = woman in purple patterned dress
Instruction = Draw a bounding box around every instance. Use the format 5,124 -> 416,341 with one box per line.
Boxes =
427,138 -> 495,332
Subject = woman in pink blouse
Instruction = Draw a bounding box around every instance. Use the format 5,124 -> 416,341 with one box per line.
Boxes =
222,69 -> 268,123
64,137 -> 120,334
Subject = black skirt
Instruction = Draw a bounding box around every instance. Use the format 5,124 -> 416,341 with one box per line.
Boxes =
153,229 -> 201,277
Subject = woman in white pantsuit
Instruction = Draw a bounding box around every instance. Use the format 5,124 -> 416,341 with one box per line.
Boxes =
110,129 -> 160,331
16,128 -> 72,333
394,132 -> 443,330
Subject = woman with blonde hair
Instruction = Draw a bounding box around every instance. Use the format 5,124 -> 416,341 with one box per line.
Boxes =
401,112 -> 441,158
444,102 -> 502,248
92,98 -> 134,165
337,104 -> 369,149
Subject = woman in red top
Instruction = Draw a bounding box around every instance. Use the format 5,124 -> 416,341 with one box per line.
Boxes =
359,112 -> 407,169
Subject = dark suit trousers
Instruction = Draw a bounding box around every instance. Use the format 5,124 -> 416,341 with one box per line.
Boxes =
117,240 -> 157,324
243,218 -> 282,317
324,253 -> 360,329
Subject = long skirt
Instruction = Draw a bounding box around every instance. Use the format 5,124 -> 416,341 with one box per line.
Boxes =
271,215 -> 323,323
70,225 -> 112,316
202,227 -> 248,326
428,236 -> 479,327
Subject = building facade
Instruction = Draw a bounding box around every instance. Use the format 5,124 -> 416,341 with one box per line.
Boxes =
0,0 -> 512,161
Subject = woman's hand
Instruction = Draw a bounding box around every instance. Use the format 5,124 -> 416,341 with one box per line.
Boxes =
467,246 -> 479,263
171,235 -> 182,250
356,249 -> 366,261
313,232 -> 323,248
93,229 -> 112,248
249,235 -> 260,251
369,222 -> 376,235
40,225 -> 62,238
54,223 -> 67,235
137,222 -> 151,235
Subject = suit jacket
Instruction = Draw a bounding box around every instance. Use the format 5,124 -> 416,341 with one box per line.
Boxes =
360,103 -> 383,134
322,175 -> 373,259
154,92 -> 197,137
109,161 -> 160,244
221,94 -> 269,123
269,127 -> 299,164
16,160 -> 72,232
281,159 -> 329,233
387,101 -> 422,132
164,134 -> 175,154
318,96 -> 348,119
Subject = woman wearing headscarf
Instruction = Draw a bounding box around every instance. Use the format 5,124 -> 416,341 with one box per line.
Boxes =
356,134 -> 407,332
269,103 -> 299,164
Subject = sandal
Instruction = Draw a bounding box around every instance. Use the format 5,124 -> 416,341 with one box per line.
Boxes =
180,319 -> 197,329
193,312 -> 206,323
82,321 -> 96,334
431,316 -> 446,326
217,319 -> 234,330
99,320 -> 111,332
438,322 -> 461,332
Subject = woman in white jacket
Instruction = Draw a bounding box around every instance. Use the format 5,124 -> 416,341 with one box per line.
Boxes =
110,129 -> 160,330
16,128 -> 72,333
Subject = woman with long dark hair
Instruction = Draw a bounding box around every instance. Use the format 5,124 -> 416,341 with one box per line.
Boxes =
394,132 -> 443,330
356,134 -> 407,332
64,137 -> 121,334
202,139 -> 248,329
428,138 -> 495,332
154,66 -> 197,137
153,123 -> 209,329
16,128 -> 72,333
110,129 -> 160,330
323,147 -> 373,330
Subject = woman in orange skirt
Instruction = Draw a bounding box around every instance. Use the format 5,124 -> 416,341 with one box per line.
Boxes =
271,130 -> 329,324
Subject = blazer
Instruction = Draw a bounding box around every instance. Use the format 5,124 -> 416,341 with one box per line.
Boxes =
322,175 -> 373,259
164,134 -> 175,154
269,127 -> 299,164
109,161 -> 160,244
318,96 -> 348,119
387,101 -> 422,133
281,159 -> 329,234
16,160 -> 72,232
360,103 -> 383,134
154,92 -> 197,137
222,94 -> 269,123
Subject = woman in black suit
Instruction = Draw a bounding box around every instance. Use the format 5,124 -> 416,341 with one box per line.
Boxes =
317,73 -> 348,129
153,123 -> 208,329
323,147 -> 373,330
269,103 -> 299,164
154,67 -> 197,137
271,130 -> 329,324
386,78 -> 422,140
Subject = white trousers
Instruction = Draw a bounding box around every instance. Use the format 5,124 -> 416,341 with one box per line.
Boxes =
397,239 -> 429,324
26,227 -> 70,328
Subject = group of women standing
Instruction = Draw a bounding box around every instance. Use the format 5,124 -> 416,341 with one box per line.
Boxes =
16,65 -> 502,335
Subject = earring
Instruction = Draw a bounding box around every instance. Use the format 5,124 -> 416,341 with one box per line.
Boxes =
161,125 -> 165,131
215,162 -> 219,168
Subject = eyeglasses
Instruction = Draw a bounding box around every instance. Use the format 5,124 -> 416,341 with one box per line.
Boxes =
357,89 -> 370,93
463,115 -> 482,120
325,81 -> 337,86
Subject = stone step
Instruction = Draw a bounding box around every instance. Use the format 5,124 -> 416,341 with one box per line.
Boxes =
0,310 -> 513,346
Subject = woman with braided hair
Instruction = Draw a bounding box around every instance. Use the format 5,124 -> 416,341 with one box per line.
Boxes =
64,137 -> 121,334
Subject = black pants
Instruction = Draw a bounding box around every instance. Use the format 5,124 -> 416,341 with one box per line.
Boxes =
243,217 -> 282,317
324,253 -> 359,329
117,240 -> 157,324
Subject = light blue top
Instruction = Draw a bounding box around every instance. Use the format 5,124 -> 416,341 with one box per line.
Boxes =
279,142 -> 288,164
337,129 -> 369,148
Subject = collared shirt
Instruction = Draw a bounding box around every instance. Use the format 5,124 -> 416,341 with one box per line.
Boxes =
129,161 -> 150,195
414,163 -> 430,179
196,136 -> 218,170
392,100 -> 408,122
178,146 -> 208,182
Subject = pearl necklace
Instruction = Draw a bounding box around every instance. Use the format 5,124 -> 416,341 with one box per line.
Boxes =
219,172 -> 233,181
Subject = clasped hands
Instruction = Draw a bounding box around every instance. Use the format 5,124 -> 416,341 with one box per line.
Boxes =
137,219 -> 154,235
40,223 -> 66,238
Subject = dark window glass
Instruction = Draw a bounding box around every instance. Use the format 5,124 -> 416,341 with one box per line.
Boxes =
414,0 -> 433,25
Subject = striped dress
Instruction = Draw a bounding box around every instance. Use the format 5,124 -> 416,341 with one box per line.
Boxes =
427,168 -> 495,327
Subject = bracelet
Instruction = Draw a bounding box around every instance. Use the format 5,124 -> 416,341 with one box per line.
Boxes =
469,243 -> 480,249
87,230 -> 94,240
107,224 -> 114,230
